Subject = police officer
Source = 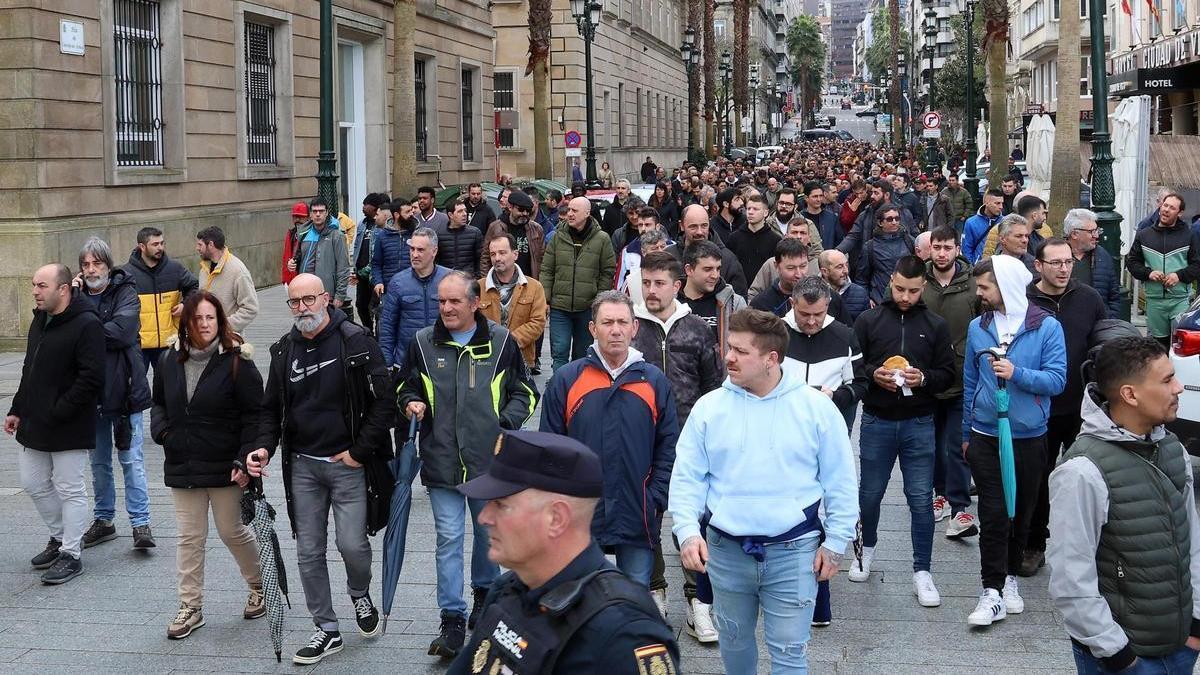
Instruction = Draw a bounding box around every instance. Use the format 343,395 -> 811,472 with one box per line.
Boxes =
448,430 -> 680,675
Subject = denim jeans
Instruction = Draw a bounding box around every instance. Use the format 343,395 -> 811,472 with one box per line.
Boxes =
142,348 -> 167,375
428,487 -> 500,616
706,529 -> 818,674
90,411 -> 150,527
291,455 -> 373,631
1071,643 -> 1199,674
932,397 -> 972,514
549,308 -> 592,371
858,413 -> 936,572
612,545 -> 654,588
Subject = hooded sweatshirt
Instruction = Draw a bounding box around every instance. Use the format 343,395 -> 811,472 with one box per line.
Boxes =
669,359 -> 859,556
963,255 -> 1067,441
783,312 -> 867,429
1048,386 -> 1200,670
632,301 -> 724,424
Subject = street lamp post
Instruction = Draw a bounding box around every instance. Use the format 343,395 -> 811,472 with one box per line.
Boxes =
1088,0 -> 1122,269
897,50 -> 908,150
316,0 -> 338,210
749,64 -> 760,146
681,28 -> 701,165
570,0 -> 602,187
923,4 -> 940,177
963,0 -> 980,204
720,51 -> 733,156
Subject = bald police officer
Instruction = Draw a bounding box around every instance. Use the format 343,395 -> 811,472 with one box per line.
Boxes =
448,430 -> 680,675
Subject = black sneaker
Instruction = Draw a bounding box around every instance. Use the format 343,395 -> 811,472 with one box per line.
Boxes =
82,520 -> 116,548
31,538 -> 61,570
293,629 -> 343,665
427,610 -> 466,658
41,554 -> 83,585
132,525 -> 156,549
467,587 -> 489,630
352,593 -> 381,637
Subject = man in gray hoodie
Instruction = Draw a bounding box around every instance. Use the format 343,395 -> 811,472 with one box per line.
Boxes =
1048,336 -> 1200,673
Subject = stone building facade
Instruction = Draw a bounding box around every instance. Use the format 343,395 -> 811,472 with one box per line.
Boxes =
491,0 -> 689,183
0,0 -> 496,342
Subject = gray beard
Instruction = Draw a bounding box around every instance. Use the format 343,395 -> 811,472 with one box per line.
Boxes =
84,276 -> 108,291
294,309 -> 327,333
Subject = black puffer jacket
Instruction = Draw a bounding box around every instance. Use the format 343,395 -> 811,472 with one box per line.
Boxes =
9,295 -> 105,452
88,269 -> 152,414
631,302 -> 724,424
853,298 -> 955,420
150,341 -> 263,488
434,223 -> 484,277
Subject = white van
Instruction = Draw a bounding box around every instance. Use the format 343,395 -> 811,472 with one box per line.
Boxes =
756,146 -> 784,162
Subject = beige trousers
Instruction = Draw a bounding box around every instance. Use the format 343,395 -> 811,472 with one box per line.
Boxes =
172,486 -> 262,608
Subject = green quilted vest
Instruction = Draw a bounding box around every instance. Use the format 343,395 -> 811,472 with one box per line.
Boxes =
1063,432 -> 1193,656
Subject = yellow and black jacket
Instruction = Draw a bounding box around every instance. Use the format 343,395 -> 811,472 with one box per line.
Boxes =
123,249 -> 199,349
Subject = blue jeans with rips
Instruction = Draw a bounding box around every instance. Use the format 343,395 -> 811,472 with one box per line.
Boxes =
90,411 -> 151,527
706,529 -> 819,674
858,413 -> 936,572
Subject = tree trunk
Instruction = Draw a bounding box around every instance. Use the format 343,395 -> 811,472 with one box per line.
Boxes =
528,0 -> 553,179
704,0 -> 717,157
734,0 -> 749,147
981,0 -> 1009,186
1046,0 -> 1081,230
889,0 -> 902,147
392,0 -> 417,197
688,0 -> 701,159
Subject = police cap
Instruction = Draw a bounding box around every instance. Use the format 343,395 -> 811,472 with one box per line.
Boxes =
457,430 -> 603,500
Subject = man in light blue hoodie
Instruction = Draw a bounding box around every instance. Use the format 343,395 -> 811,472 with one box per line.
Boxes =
962,254 -> 1066,628
669,308 -> 858,674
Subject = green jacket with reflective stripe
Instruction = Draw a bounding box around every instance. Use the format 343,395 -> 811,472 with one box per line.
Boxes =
397,311 -> 539,488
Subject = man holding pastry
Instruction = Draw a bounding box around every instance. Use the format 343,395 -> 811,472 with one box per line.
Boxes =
850,255 -> 956,608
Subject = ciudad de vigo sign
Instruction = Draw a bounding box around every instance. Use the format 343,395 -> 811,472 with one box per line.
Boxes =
1110,26 -> 1200,73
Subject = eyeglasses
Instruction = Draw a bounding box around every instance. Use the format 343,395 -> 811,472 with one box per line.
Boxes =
1039,259 -> 1074,269
285,294 -> 323,309
882,216 -> 901,222
1076,227 -> 1099,236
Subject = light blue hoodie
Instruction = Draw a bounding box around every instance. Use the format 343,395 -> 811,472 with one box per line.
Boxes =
668,358 -> 859,556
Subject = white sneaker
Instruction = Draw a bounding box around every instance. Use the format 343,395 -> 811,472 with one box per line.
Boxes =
932,495 -> 949,522
848,546 -> 874,582
946,511 -> 980,539
913,571 -> 941,607
967,589 -> 1007,626
685,598 -> 719,643
1002,575 -> 1025,614
651,588 -> 668,620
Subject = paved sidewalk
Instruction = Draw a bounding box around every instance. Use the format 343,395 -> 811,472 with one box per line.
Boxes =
0,284 -> 1075,673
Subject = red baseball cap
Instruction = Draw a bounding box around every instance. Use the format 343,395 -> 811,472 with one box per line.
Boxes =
291,201 -> 309,217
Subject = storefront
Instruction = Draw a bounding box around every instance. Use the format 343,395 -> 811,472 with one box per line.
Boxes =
1109,28 -> 1200,135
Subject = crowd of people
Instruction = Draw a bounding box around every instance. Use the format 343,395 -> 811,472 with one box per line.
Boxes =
7,135 -> 1200,674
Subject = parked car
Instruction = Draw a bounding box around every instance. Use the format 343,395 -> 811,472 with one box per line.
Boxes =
801,129 -> 839,140
841,100 -> 852,110
856,108 -> 879,117
756,145 -> 784,162
836,129 -> 854,141
1170,297 -> 1200,455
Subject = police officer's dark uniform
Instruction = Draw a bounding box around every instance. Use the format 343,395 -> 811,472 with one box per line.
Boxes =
448,430 -> 680,675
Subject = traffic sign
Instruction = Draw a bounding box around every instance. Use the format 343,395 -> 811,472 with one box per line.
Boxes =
565,130 -> 582,148
922,112 -> 942,129
923,127 -> 942,138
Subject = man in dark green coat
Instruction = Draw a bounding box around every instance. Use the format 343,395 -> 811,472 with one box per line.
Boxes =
541,196 -> 617,371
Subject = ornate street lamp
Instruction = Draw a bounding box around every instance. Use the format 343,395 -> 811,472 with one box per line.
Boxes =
924,3 -> 940,177
571,0 -> 603,187
897,49 -> 908,148
719,50 -> 733,155
964,0 -> 980,204
316,0 -> 338,210
1088,0 -> 1122,275
749,63 -> 760,146
682,27 -> 701,164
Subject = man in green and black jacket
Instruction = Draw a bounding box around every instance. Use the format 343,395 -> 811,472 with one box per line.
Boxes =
397,271 -> 539,660
1126,192 -> 1200,347
1049,336 -> 1200,673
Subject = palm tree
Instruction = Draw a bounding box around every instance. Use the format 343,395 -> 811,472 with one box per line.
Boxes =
982,0 -> 1010,185
704,0 -> 717,156
527,0 -> 553,178
733,0 -> 750,146
786,16 -> 826,127
392,0 -> 417,195
1047,0 -> 1081,229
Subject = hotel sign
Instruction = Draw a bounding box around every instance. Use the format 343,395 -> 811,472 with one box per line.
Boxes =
1111,27 -> 1200,74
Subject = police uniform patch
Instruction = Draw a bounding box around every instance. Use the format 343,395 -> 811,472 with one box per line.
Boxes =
634,644 -> 675,675
471,639 -> 491,673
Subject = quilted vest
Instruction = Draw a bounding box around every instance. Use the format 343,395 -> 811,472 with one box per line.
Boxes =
1063,432 -> 1193,656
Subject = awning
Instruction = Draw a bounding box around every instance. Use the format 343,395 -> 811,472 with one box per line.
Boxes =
1109,62 -> 1200,97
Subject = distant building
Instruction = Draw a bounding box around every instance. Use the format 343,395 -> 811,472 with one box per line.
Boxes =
831,0 -> 867,79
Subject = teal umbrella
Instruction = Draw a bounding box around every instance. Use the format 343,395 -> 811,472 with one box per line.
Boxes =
988,348 -> 1017,519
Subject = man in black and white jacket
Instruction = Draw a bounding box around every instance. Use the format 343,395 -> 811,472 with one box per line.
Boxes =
783,276 -> 867,431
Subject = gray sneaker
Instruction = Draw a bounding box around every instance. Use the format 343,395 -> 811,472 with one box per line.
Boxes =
31,538 -> 61,570
82,520 -> 116,548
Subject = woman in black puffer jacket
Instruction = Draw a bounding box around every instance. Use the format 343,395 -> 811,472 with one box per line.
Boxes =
150,291 -> 265,640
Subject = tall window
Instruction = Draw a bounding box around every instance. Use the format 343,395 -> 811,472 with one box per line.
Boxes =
114,0 -> 164,166
461,67 -> 475,162
244,21 -> 276,165
415,58 -> 428,162
494,71 -> 515,148
1079,55 -> 1090,96
618,83 -> 625,147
